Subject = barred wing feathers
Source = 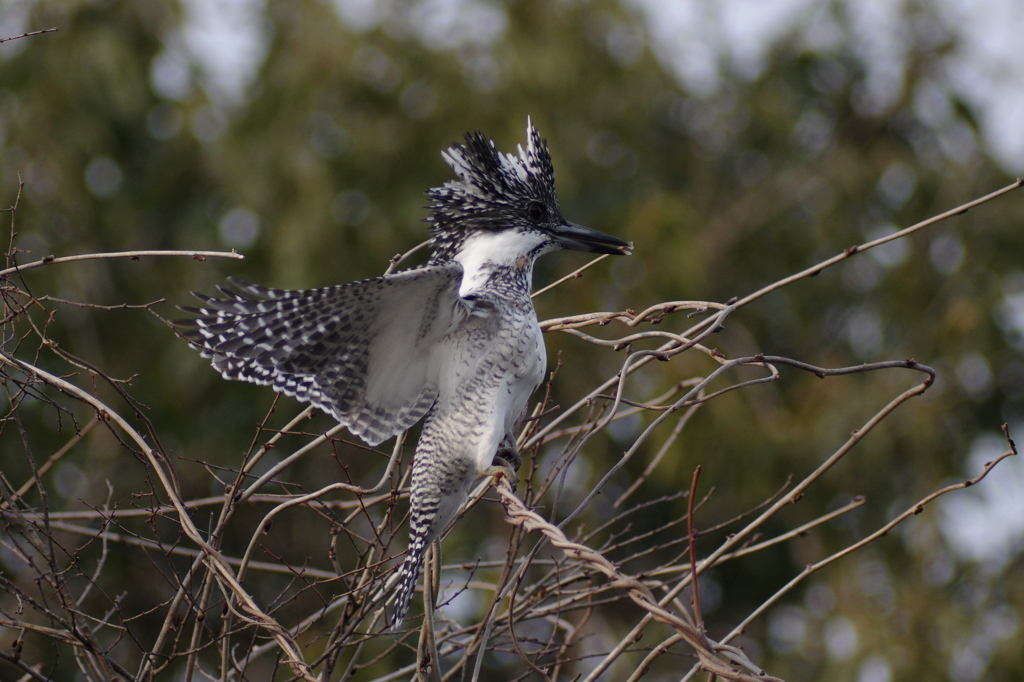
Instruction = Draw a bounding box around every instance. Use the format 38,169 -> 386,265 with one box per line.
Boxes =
179,263 -> 466,446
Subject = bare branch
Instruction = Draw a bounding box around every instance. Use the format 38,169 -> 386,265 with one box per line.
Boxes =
0,249 -> 244,278
0,27 -> 58,44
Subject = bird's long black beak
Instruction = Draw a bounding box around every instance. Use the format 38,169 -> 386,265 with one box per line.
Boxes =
551,221 -> 632,255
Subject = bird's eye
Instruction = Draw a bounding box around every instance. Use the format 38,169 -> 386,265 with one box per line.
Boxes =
527,202 -> 547,221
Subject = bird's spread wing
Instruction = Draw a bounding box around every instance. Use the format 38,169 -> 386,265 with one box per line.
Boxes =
178,262 -> 467,446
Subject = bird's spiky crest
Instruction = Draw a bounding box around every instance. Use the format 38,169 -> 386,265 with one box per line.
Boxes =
427,119 -> 561,260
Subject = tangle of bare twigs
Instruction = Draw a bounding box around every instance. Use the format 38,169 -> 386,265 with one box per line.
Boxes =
0,179 -> 1021,681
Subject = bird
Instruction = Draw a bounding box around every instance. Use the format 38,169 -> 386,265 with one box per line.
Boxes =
178,119 -> 631,630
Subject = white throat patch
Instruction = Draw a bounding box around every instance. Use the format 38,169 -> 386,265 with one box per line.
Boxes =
454,230 -> 548,296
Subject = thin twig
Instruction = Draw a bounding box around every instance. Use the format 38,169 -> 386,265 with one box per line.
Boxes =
532,254 -> 611,298
687,466 -> 704,634
0,27 -> 58,44
729,178 -> 1024,310
0,249 -> 244,278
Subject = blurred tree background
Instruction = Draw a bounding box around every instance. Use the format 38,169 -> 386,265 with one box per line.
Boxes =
2,0 -> 1024,680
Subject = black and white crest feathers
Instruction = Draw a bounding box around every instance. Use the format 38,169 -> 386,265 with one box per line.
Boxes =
427,120 -> 562,260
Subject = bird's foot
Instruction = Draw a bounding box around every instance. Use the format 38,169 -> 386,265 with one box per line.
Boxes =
494,445 -> 521,472
484,447 -> 521,492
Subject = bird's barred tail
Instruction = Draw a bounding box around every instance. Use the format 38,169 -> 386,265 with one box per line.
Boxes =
386,433 -> 475,631
386,504 -> 437,631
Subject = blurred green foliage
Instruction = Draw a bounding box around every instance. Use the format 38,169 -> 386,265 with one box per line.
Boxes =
2,1 -> 1023,680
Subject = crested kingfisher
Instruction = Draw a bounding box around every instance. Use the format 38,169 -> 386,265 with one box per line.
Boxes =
180,120 -> 632,630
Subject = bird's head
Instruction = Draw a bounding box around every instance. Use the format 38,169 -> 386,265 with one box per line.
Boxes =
426,119 -> 632,264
